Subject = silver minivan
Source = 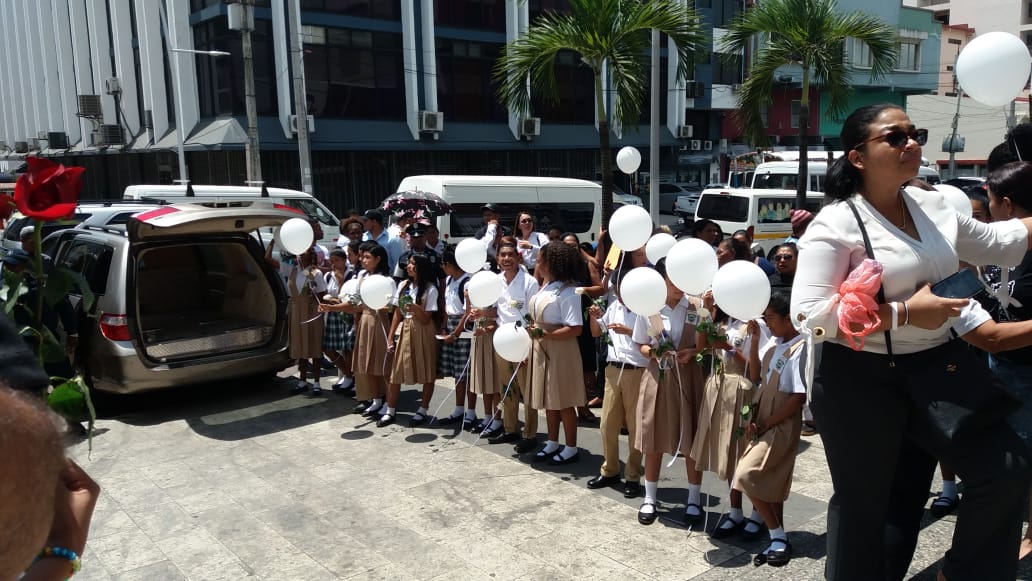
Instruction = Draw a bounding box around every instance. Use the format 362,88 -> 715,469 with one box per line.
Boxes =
46,204 -> 294,394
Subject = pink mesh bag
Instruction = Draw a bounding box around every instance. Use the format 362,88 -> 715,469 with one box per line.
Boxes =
836,258 -> 884,350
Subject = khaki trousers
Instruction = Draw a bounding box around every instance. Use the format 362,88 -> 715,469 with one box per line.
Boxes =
496,354 -> 538,438
599,365 -> 644,482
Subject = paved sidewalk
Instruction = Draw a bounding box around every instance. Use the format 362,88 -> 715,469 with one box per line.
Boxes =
67,374 -> 1031,580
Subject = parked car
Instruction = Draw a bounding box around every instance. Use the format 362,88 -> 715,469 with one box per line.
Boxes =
592,181 -> 643,207
943,176 -> 986,190
673,192 -> 701,220
2,201 -> 163,255
657,183 -> 699,215
44,203 -> 293,394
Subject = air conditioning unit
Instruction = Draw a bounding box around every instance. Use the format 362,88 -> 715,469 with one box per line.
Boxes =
520,117 -> 541,138
26,138 -> 39,151
77,94 -> 102,118
46,132 -> 69,149
91,124 -> 124,146
719,138 -> 729,151
104,78 -> 121,95
690,139 -> 702,151
418,110 -> 443,133
702,140 -> 713,151
288,114 -> 315,134
677,125 -> 693,139
13,141 -> 28,153
685,80 -> 705,98
731,83 -> 743,93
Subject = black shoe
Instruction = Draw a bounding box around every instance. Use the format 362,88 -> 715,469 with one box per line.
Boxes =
586,474 -> 621,490
353,400 -> 372,414
480,422 -> 504,439
547,449 -> 579,465
361,402 -> 384,418
710,516 -> 744,539
409,413 -> 428,427
739,518 -> 767,543
514,438 -> 538,454
638,502 -> 658,525
376,414 -> 396,428
531,446 -> 558,463
321,358 -> 336,371
765,540 -> 792,567
310,385 -> 322,396
468,419 -> 488,434
488,431 -> 521,445
623,481 -> 641,498
684,503 -> 704,526
929,494 -> 959,518
437,414 -> 464,426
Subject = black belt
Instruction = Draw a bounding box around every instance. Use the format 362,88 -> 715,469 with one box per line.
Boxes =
612,362 -> 643,370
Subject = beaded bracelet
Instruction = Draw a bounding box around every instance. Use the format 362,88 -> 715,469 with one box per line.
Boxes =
36,546 -> 82,578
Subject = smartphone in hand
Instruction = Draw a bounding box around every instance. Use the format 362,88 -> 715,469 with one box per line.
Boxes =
930,269 -> 983,299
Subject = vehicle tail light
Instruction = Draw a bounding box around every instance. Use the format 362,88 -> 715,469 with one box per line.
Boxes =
100,313 -> 130,341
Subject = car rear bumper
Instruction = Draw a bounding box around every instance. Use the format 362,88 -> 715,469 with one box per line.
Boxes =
88,339 -> 291,394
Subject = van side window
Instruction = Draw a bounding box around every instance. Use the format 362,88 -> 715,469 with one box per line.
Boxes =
696,195 -> 749,223
757,198 -> 794,223
284,199 -> 338,227
448,202 -> 595,238
58,240 -> 113,295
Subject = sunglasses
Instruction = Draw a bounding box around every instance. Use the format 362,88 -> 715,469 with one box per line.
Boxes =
774,254 -> 795,261
520,218 -> 533,224
855,128 -> 928,150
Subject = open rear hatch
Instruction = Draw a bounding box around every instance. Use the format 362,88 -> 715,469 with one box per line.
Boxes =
128,204 -> 299,362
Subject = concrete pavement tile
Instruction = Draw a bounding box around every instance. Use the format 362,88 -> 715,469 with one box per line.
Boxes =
101,474 -> 174,514
377,490 -> 477,540
110,560 -> 187,581
72,558 -> 114,581
511,565 -> 567,580
138,461 -> 200,489
256,556 -> 340,581
354,521 -> 466,573
308,459 -> 359,485
87,506 -> 138,540
437,533 -> 545,580
344,560 -> 429,580
594,535 -> 714,579
164,483 -> 237,515
193,504 -> 308,573
154,528 -> 248,579
425,562 -> 489,581
87,528 -> 168,575
126,501 -> 199,541
543,549 -> 654,580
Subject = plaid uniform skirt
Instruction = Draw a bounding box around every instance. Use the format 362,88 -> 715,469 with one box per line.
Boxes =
322,311 -> 355,352
438,314 -> 471,380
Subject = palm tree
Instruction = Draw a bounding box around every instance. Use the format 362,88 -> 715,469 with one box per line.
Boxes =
722,0 -> 896,209
494,0 -> 706,225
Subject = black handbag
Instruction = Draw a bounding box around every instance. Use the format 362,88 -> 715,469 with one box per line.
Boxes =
845,199 -> 1020,440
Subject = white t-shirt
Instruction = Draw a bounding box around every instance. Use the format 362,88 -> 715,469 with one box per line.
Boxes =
951,298 -> 993,337
793,190 -> 1027,354
279,262 -> 328,297
632,297 -> 694,347
444,274 -> 469,317
721,318 -> 769,362
601,300 -> 649,367
759,335 -> 807,394
533,281 -> 582,327
496,269 -> 540,324
518,231 -> 550,269
393,282 -> 439,319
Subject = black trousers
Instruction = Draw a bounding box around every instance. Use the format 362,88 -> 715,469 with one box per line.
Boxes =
812,342 -> 1030,581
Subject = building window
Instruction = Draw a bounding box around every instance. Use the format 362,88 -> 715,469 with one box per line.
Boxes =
194,19 -> 278,118
300,0 -> 399,19
529,0 -> 571,20
848,37 -> 873,68
305,28 -> 405,120
435,0 -> 505,31
790,100 -> 801,129
896,41 -> 919,72
948,38 -> 962,45
435,39 -> 507,122
533,50 -> 595,124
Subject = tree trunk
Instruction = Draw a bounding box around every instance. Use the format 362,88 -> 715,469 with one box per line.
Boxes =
796,68 -> 811,211
596,71 -> 613,228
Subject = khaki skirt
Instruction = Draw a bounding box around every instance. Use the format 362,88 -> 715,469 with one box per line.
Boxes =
470,330 -> 499,395
353,307 -> 391,377
527,335 -> 585,410
288,294 -> 324,360
691,372 -> 753,481
636,359 -> 704,456
390,317 -> 438,385
732,410 -> 802,503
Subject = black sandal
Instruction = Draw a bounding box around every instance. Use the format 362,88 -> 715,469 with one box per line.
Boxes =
929,495 -> 959,518
764,539 -> 793,567
638,501 -> 658,525
684,502 -> 704,526
739,517 -> 767,542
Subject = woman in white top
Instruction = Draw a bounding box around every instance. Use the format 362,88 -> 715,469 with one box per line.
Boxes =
513,211 -> 549,272
266,243 -> 328,394
792,104 -> 1032,581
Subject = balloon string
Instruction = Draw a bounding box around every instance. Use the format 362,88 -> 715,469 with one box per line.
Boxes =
466,361 -> 522,449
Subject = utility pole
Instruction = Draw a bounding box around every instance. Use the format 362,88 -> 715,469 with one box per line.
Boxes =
648,28 -> 660,225
287,0 -> 313,193
947,50 -> 962,180
238,0 -> 262,184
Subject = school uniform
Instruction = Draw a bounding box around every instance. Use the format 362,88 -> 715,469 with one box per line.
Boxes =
526,281 -> 585,410
692,319 -> 768,481
438,274 -> 471,381
632,296 -> 705,457
352,271 -> 392,399
470,321 -> 500,396
280,262 -> 327,360
732,335 -> 807,503
322,269 -> 357,353
496,269 -> 540,436
389,281 -> 439,384
597,300 -> 648,482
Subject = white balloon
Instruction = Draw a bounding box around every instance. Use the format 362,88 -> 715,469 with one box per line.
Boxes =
620,267 -> 667,316
340,279 -> 360,302
359,274 -> 396,310
279,218 -> 314,255
456,238 -> 487,274
609,204 -> 653,251
712,261 -> 771,322
956,31 -> 1032,107
467,271 -> 504,308
616,146 -> 642,174
493,321 -> 531,363
933,184 -> 974,218
666,238 -> 718,295
645,233 -> 677,264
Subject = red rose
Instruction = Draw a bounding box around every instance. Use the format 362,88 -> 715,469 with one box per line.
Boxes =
14,156 -> 84,220
0,193 -> 14,221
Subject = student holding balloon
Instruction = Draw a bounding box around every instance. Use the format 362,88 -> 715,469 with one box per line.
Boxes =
322,246 -> 359,393
266,242 -> 328,394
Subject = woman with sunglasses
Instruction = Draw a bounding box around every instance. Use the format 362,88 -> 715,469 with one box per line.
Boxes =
767,244 -> 798,291
514,211 -> 548,273
792,103 -> 1032,581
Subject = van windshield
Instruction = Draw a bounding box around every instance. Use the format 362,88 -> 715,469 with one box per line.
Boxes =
283,199 -> 339,227
696,195 -> 750,223
448,203 -> 595,238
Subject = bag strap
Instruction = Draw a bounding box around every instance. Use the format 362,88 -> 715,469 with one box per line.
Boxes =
845,199 -> 895,366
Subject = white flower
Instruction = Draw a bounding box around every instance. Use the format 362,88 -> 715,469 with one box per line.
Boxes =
697,307 -> 711,320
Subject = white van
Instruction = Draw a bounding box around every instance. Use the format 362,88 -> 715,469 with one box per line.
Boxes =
123,185 -> 340,248
694,188 -> 825,255
750,159 -> 941,191
394,175 -> 603,244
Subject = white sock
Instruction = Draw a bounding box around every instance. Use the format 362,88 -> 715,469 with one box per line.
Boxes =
489,418 -> 502,430
385,406 -> 396,416
464,409 -> 477,420
744,511 -> 763,532
642,481 -> 659,513
686,483 -> 702,515
416,407 -> 428,416
729,507 -> 744,522
559,445 -> 578,459
769,526 -> 786,541
941,479 -> 958,499
541,440 -> 560,454
450,406 -> 465,418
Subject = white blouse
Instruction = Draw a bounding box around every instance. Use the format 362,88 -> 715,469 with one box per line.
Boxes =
632,297 -> 694,347
792,190 -> 1027,354
393,282 -> 439,319
532,281 -> 582,327
279,262 -> 328,298
758,335 -> 807,394
601,300 -> 649,367
517,231 -> 549,269
444,274 -> 469,317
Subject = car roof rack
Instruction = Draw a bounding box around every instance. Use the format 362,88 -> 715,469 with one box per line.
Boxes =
78,224 -> 128,237
77,199 -> 168,207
